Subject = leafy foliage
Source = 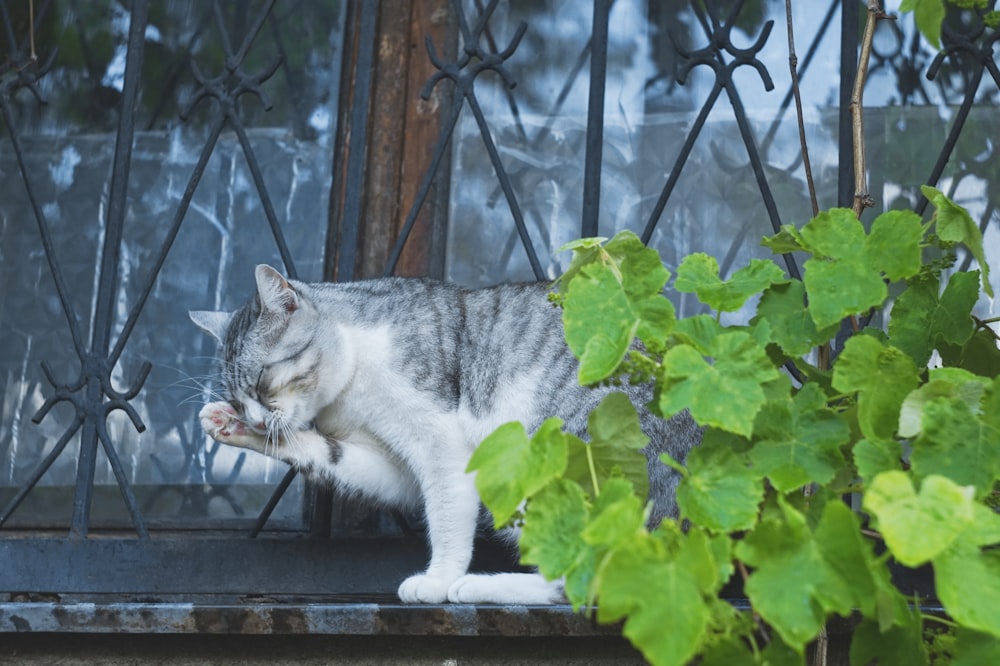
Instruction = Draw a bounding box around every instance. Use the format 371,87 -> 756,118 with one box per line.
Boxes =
470,192 -> 1000,665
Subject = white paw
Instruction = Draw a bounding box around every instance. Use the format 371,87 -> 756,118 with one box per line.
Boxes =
397,573 -> 456,604
447,573 -> 565,605
199,401 -> 263,450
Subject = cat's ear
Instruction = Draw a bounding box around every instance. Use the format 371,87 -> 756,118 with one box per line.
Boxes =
255,264 -> 299,314
189,310 -> 232,344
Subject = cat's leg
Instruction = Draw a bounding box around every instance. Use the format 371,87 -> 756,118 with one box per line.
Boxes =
397,455 -> 481,604
199,401 -> 267,453
447,573 -> 565,605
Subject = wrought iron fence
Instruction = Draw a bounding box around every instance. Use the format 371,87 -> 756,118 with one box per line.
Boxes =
1,0 -> 997,600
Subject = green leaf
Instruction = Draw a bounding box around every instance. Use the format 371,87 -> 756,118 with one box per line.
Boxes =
888,274 -> 940,366
800,209 -> 889,329
565,392 -> 650,500
518,479 -> 590,582
832,335 -> 921,440
900,0 -> 945,48
866,209 -> 925,281
670,314 -> 726,354
953,629 -> 1000,666
863,471 -> 976,567
596,534 -> 710,666
563,262 -> 638,384
911,396 -> 1000,498
749,383 -> 850,492
467,418 -> 568,527
674,253 -> 786,313
935,539 -> 1000,638
753,280 -> 839,357
853,438 -> 904,485
890,270 -> 979,367
850,612 -> 929,666
582,477 -> 646,547
898,367 -> 988,438
660,332 -> 780,437
934,271 -> 980,345
676,430 -> 763,532
923,185 -> 992,297
562,233 -> 676,383
939,327 -> 1000,377
736,500 -> 882,652
761,224 -> 808,254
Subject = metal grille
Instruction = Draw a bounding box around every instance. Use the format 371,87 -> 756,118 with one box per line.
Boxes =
1,0 -> 998,599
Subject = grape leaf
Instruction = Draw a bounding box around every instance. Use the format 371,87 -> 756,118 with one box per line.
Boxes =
761,224 -> 808,254
935,539 -> 1000,638
670,314 -> 726,354
569,392 -> 650,501
953,629 -> 1000,666
582,477 -> 646,547
898,368 -> 988,438
736,500 -> 882,652
939,328 -> 1000,377
853,438 -> 904,485
660,332 -> 780,437
863,471 -> 976,567
467,418 -> 568,527
832,335 -> 920,440
753,280 -> 839,357
850,612 -> 929,666
911,396 -> 1000,498
563,262 -> 639,384
889,270 -> 979,366
923,185 -> 992,297
562,234 -> 676,383
675,430 -> 762,532
866,209 -> 925,281
597,533 -> 710,666
749,383 -> 850,492
901,0 -> 945,48
800,209 -> 889,329
674,253 -> 786,313
518,478 -> 590,582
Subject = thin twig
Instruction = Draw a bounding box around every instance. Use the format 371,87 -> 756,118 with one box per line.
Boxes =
785,0 -> 819,216
29,0 -> 37,62
814,627 -> 829,666
850,0 -> 894,217
737,561 -> 771,645
973,315 -> 1000,342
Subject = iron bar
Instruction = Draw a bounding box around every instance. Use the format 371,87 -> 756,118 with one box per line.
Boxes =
70,0 -> 149,540
581,0 -> 610,239
336,0 -> 379,281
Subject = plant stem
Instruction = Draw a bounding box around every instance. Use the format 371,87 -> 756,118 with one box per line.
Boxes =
785,0 -> 819,216
850,0 -> 892,218
974,315 -> 1000,342
586,444 -> 601,498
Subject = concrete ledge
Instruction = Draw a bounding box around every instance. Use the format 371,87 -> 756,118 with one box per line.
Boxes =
0,599 -> 621,636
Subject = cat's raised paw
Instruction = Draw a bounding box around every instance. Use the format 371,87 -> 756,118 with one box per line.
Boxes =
397,573 -> 454,604
199,402 -> 263,451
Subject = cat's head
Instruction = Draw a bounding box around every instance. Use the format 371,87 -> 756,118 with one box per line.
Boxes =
190,265 -> 322,436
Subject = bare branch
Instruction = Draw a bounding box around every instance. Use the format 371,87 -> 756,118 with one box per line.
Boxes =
850,0 -> 894,218
785,0 -> 819,216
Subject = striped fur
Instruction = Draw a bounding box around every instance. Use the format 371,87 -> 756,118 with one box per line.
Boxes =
191,265 -> 701,605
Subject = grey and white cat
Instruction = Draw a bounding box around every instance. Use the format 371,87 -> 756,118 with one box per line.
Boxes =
190,265 -> 700,605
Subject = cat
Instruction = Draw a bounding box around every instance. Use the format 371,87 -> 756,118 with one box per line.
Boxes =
190,264 -> 701,605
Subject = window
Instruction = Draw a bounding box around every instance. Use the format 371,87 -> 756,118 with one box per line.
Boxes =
2,0 -> 997,629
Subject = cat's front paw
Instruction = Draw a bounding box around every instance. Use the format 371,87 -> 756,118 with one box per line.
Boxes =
199,402 -> 264,452
397,573 -> 455,604
448,573 -> 565,605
